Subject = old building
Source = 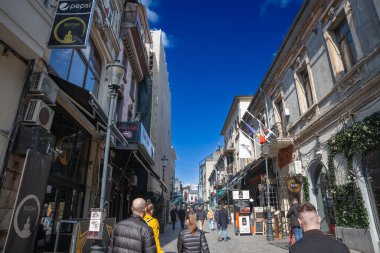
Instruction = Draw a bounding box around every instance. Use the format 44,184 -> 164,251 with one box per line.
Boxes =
0,0 -> 174,251
241,0 -> 380,251
199,147 -> 222,209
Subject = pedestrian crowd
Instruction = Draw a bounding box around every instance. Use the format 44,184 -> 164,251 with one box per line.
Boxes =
107,197 -> 350,253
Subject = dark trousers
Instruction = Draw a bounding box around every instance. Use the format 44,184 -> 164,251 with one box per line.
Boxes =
180,219 -> 185,229
171,219 -> 176,230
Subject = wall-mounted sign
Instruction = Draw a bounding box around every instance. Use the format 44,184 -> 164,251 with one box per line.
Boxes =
232,190 -> 250,200
287,178 -> 301,193
48,0 -> 95,48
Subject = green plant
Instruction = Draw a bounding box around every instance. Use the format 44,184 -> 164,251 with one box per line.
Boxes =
327,112 -> 380,229
302,176 -> 310,202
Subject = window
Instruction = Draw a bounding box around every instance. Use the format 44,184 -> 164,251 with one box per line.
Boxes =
299,68 -> 314,109
334,17 -> 357,72
130,77 -> 136,101
50,39 -> 102,97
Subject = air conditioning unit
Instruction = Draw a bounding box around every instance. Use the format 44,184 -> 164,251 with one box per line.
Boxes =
29,72 -> 58,105
23,99 -> 55,131
289,160 -> 302,176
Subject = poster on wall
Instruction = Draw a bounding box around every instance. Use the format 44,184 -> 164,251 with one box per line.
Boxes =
3,150 -> 52,252
48,0 -> 95,48
239,215 -> 251,234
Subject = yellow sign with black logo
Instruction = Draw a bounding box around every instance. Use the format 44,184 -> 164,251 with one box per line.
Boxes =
287,178 -> 301,193
48,0 -> 95,48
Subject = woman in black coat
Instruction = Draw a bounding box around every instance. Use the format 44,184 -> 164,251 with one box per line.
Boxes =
177,214 -> 210,253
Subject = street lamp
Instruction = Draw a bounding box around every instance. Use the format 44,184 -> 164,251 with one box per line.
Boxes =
93,60 -> 125,253
261,143 -> 274,241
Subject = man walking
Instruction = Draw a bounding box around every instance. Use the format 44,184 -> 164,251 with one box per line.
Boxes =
214,207 -> 220,231
178,206 -> 186,230
107,198 -> 156,253
287,197 -> 302,242
289,202 -> 350,253
196,207 -> 206,230
217,205 -> 230,242
170,206 -> 177,230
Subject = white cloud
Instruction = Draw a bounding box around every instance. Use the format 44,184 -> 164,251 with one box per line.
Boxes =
141,0 -> 159,23
259,0 -> 295,15
161,31 -> 172,48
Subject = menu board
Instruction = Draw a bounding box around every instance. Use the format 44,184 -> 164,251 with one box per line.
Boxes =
239,216 -> 251,234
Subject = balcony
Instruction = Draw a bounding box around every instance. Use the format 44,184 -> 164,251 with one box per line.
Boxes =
269,122 -> 294,154
120,2 -> 150,82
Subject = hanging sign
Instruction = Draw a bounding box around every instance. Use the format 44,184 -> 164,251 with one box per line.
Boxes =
287,178 -> 301,193
48,0 -> 95,48
232,190 -> 250,200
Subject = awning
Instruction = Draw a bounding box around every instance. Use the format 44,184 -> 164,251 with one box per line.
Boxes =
51,75 -> 128,145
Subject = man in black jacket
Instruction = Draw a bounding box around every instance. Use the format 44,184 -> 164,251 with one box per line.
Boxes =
217,205 -> 230,242
287,197 -> 302,242
107,198 -> 157,253
178,206 -> 186,229
289,202 -> 349,253
170,206 -> 177,230
196,207 -> 206,230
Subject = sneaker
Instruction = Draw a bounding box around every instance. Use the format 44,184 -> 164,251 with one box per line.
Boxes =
217,238 -> 224,242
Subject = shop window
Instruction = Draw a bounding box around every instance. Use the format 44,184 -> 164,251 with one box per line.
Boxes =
50,39 -> 102,97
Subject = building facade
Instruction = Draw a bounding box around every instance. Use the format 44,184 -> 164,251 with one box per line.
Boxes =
199,148 -> 222,208
0,0 -> 174,251
240,0 -> 380,252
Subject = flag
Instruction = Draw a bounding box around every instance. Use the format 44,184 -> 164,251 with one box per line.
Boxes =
259,134 -> 266,144
242,120 -> 258,135
264,128 -> 276,139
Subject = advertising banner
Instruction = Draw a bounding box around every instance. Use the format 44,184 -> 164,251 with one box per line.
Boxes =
4,150 -> 52,252
48,0 -> 95,48
239,215 -> 251,234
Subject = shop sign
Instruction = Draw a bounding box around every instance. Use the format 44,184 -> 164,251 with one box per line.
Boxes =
232,190 -> 250,200
287,178 -> 301,193
4,150 -> 51,252
48,0 -> 95,48
118,122 -> 139,142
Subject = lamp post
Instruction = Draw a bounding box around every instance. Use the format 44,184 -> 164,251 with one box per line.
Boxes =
92,60 -> 125,253
99,60 -> 126,210
161,155 -> 168,233
261,143 -> 274,241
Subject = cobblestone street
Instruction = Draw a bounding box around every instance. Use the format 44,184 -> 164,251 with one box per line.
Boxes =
160,223 -> 289,253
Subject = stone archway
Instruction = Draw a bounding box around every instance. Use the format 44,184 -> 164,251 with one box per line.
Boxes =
307,159 -> 334,234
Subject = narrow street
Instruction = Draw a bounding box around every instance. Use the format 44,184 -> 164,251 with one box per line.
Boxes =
160,224 -> 288,253
160,223 -> 362,253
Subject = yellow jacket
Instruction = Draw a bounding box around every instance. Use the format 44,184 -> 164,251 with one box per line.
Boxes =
144,214 -> 164,253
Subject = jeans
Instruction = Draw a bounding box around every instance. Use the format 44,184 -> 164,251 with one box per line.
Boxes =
197,220 -> 204,230
180,219 -> 185,229
293,226 -> 303,242
218,227 -> 228,240
209,219 -> 214,230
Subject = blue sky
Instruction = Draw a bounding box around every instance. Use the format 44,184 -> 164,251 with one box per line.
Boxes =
143,0 -> 303,184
